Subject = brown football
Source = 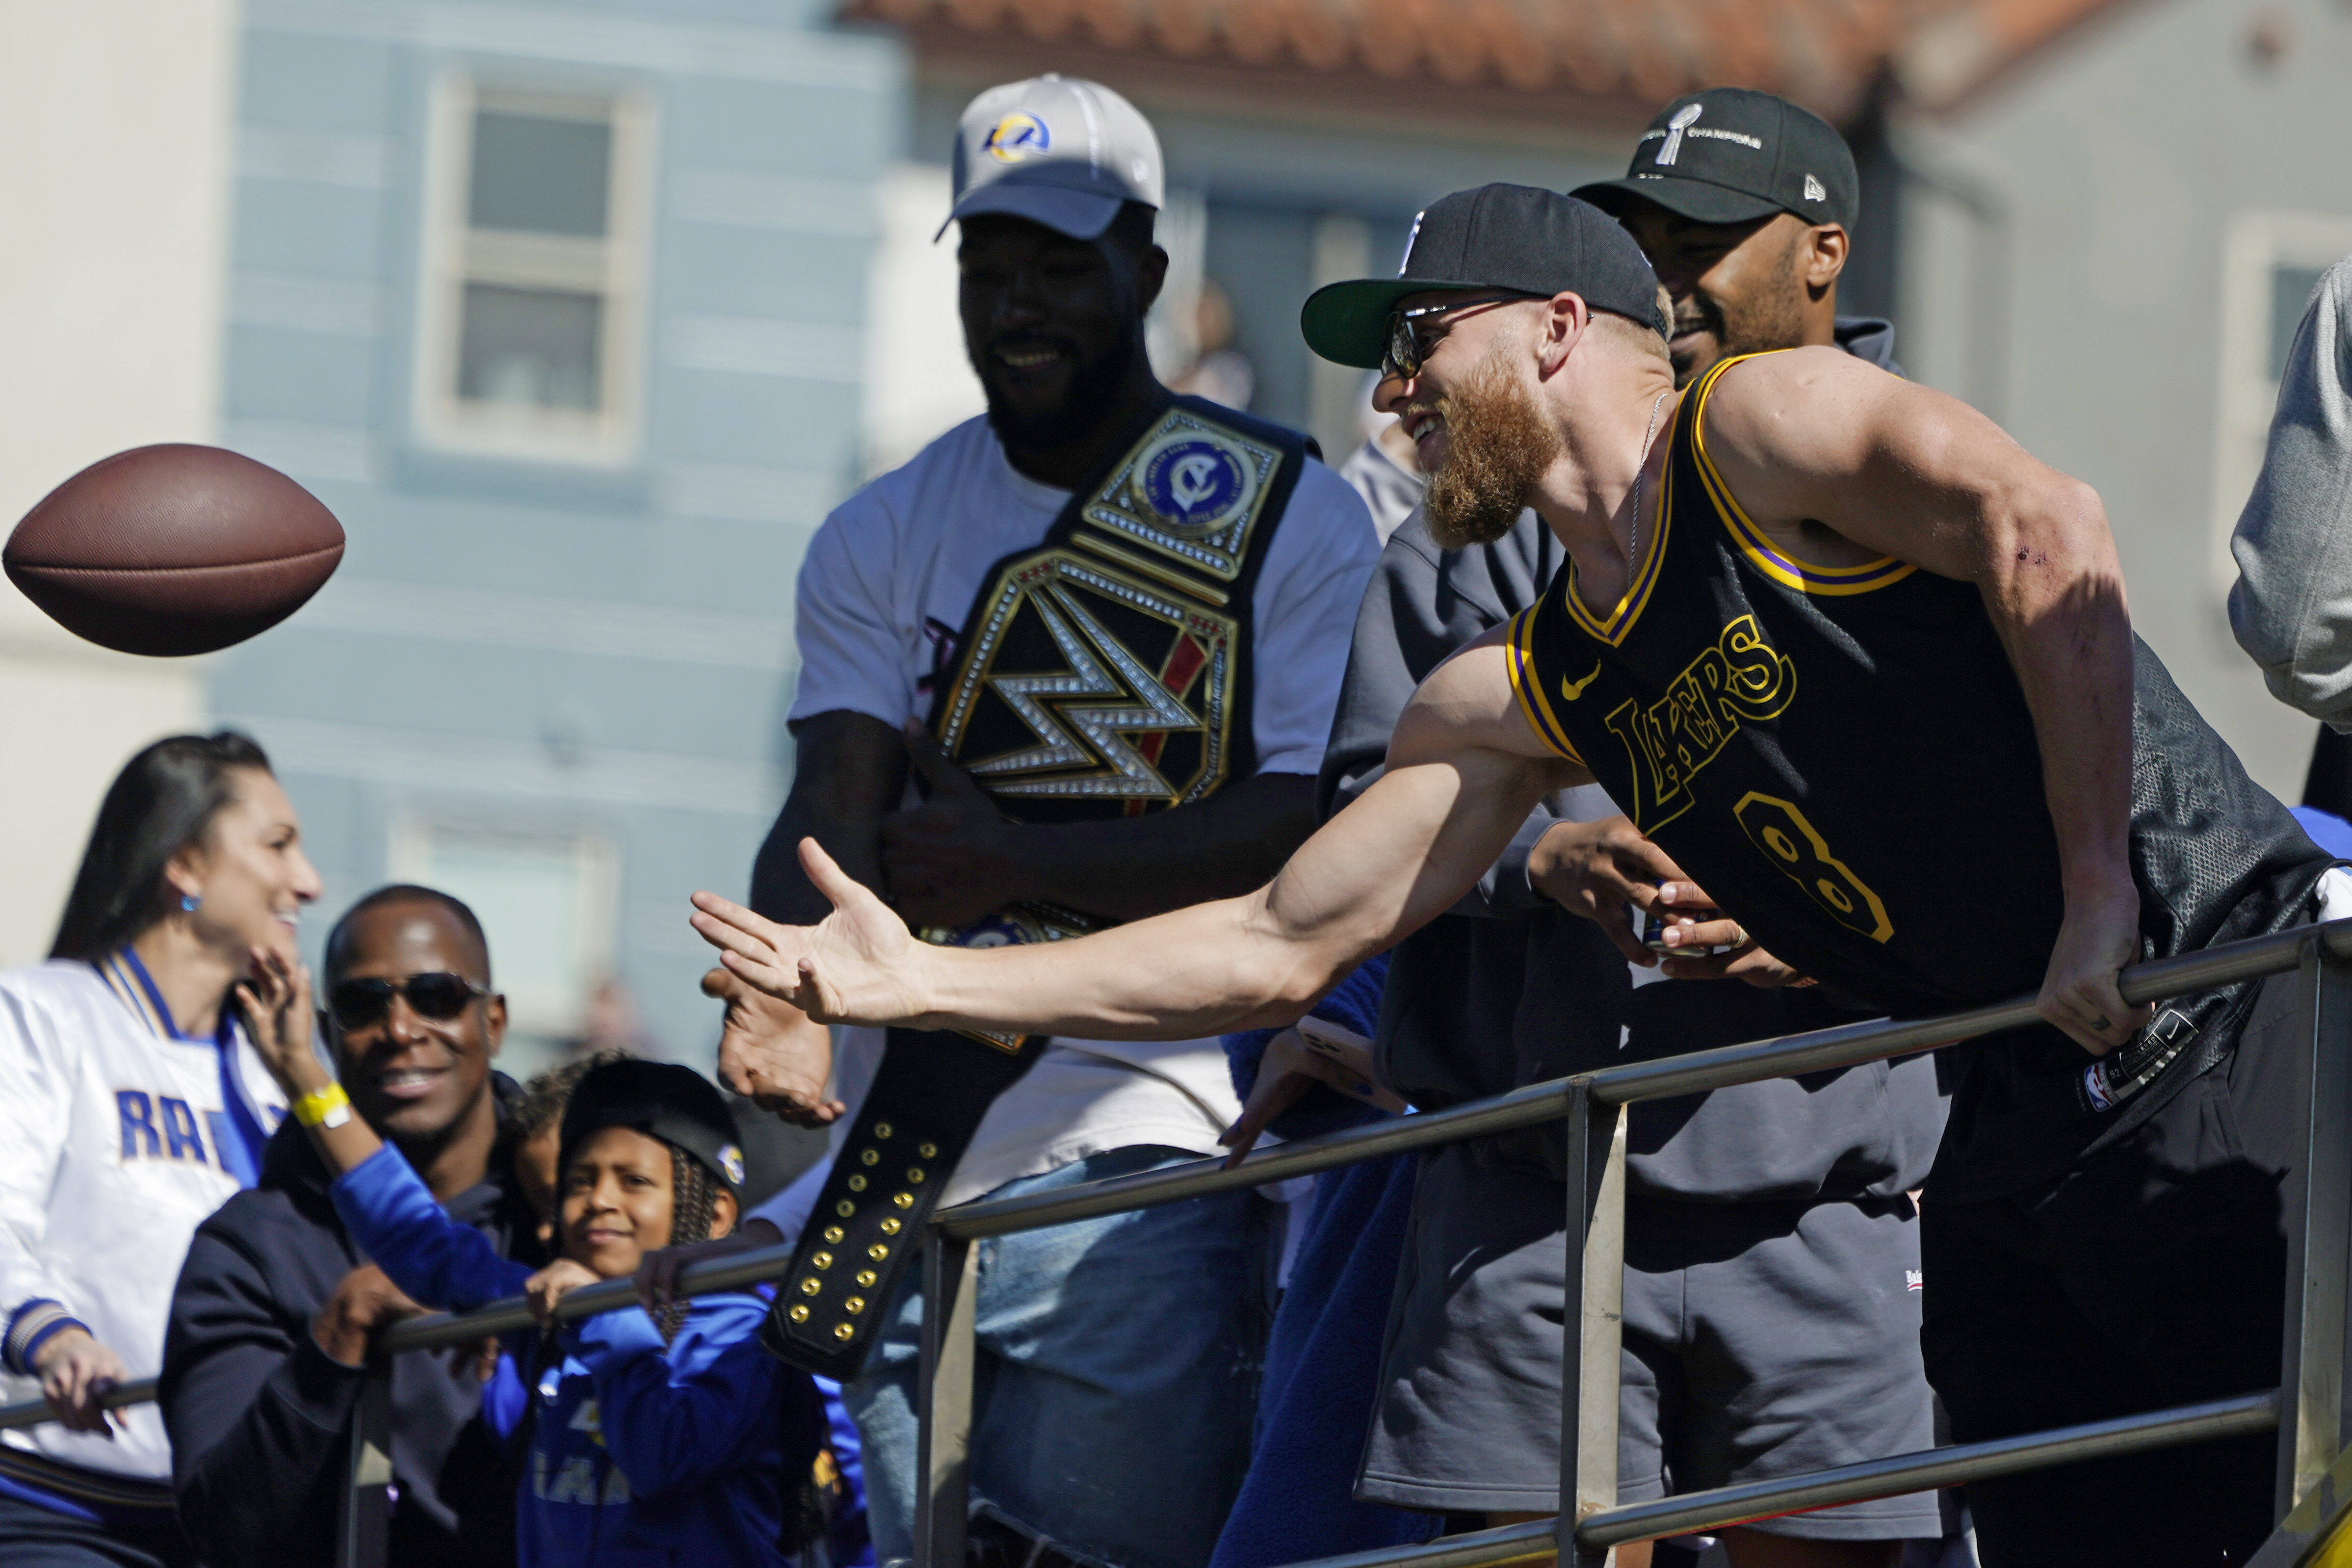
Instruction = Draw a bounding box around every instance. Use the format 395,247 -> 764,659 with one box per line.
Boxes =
4,444 -> 345,657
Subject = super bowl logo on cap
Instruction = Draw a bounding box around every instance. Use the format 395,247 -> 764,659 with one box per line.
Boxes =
1655,103 -> 1703,166
983,112 -> 1050,163
1133,428 -> 1256,534
718,1143 -> 746,1186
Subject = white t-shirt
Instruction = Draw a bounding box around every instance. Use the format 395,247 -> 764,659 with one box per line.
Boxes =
784,412 -> 1378,1206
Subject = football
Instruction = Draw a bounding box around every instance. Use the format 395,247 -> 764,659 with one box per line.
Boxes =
4,444 -> 345,657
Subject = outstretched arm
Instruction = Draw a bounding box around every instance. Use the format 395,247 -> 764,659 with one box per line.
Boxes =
1703,350 -> 2143,1054
692,631 -> 1589,1041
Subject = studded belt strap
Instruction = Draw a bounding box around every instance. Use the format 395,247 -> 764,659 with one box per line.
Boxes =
760,1026 -> 1049,1381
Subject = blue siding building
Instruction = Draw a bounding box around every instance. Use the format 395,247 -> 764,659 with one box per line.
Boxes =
214,1 -> 905,1064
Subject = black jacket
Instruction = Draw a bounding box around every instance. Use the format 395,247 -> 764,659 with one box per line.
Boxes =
161,1084 -> 544,1567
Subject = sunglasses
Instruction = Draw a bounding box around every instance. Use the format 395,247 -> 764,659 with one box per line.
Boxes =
1381,292 -> 1537,382
327,971 -> 494,1031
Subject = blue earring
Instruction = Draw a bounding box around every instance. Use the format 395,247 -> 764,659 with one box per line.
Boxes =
180,893 -> 200,913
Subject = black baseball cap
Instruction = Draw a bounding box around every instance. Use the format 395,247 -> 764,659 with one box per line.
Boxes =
1300,183 -> 1668,370
1573,88 -> 1857,230
558,1059 -> 747,1194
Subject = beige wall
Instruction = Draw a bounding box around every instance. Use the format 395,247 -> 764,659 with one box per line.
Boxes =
1896,0 -> 2352,803
0,0 -> 237,961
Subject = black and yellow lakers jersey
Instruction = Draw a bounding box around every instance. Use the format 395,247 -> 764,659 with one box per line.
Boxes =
1506,352 -> 2329,1195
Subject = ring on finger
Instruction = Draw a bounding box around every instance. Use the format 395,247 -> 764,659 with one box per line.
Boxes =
2091,1014 -> 2112,1032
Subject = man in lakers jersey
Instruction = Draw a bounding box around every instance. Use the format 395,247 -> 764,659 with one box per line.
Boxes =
694,185 -> 2336,1566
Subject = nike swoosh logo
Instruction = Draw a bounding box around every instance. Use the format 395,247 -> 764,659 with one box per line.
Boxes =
1560,661 -> 1603,701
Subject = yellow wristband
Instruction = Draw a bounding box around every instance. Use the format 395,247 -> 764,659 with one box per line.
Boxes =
292,1082 -> 352,1130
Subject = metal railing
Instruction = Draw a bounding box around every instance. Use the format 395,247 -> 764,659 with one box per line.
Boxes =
912,920 -> 2352,1568
5,923 -> 2348,1568
0,1242 -> 804,1567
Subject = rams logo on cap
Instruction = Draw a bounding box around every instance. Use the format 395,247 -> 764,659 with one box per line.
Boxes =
718,1143 -> 745,1186
1134,431 -> 1254,533
983,112 -> 1050,163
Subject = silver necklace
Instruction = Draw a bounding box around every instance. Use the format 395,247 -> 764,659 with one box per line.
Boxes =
1628,388 -> 1670,570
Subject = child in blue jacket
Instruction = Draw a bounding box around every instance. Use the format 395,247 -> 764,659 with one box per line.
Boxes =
241,975 -> 821,1568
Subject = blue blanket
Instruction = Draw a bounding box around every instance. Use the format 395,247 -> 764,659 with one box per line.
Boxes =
1211,957 -> 1441,1568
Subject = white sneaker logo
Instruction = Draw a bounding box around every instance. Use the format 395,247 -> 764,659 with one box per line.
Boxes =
1803,174 -> 1827,203
1655,104 -> 1703,166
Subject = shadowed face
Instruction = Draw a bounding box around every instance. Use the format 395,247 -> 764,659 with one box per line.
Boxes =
324,901 -> 503,1148
1616,202 -> 1819,385
958,213 -> 1163,450
516,1124 -> 562,1246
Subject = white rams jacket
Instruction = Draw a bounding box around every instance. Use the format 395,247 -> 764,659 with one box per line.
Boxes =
0,956 -> 287,1498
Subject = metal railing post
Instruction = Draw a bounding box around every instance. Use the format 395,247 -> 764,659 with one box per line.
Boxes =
334,1355 -> 392,1568
915,1230 -> 979,1568
2277,934 -> 2352,1519
1558,1081 -> 1626,1567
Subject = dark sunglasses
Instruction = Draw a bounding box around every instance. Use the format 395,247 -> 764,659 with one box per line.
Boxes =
1381,292 -> 1537,382
327,971 -> 494,1031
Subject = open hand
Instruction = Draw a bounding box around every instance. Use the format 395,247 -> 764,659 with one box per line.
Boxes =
690,839 -> 935,1026
880,725 -> 1027,929
234,944 -> 325,1097
707,968 -> 843,1126
32,1327 -> 131,1436
2039,881 -> 2149,1056
524,1259 -> 600,1328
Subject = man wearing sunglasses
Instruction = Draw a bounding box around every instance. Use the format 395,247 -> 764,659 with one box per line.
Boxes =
694,183 -> 2341,1566
164,886 -> 542,1568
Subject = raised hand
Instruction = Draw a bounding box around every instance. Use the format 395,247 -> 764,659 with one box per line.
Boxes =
690,838 -> 937,1027
234,943 -> 326,1097
706,967 -> 843,1126
881,724 -> 1027,929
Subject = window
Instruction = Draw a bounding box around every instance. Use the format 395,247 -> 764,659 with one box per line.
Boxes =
416,78 -> 653,462
386,814 -> 618,1050
2210,211 -> 2352,585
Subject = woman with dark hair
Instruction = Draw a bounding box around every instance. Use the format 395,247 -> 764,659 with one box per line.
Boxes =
0,731 -> 320,1568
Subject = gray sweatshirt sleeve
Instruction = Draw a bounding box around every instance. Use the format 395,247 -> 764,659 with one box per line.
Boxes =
2230,254 -> 2352,726
1315,513 -> 1558,916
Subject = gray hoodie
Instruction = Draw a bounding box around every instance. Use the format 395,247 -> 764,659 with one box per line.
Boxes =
2230,255 -> 2352,726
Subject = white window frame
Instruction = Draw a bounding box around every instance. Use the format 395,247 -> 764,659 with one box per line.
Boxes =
2210,209 -> 2352,588
413,73 -> 656,466
385,811 -> 619,1042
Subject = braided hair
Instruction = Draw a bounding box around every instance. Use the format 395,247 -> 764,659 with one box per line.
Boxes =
653,1143 -> 724,1344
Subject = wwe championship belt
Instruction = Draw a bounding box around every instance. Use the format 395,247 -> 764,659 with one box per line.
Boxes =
762,398 -> 1307,1380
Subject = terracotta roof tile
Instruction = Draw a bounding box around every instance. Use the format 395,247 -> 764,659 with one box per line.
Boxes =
848,0 -> 2135,120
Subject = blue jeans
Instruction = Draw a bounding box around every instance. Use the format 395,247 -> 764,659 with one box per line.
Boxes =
843,1146 -> 1272,1568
